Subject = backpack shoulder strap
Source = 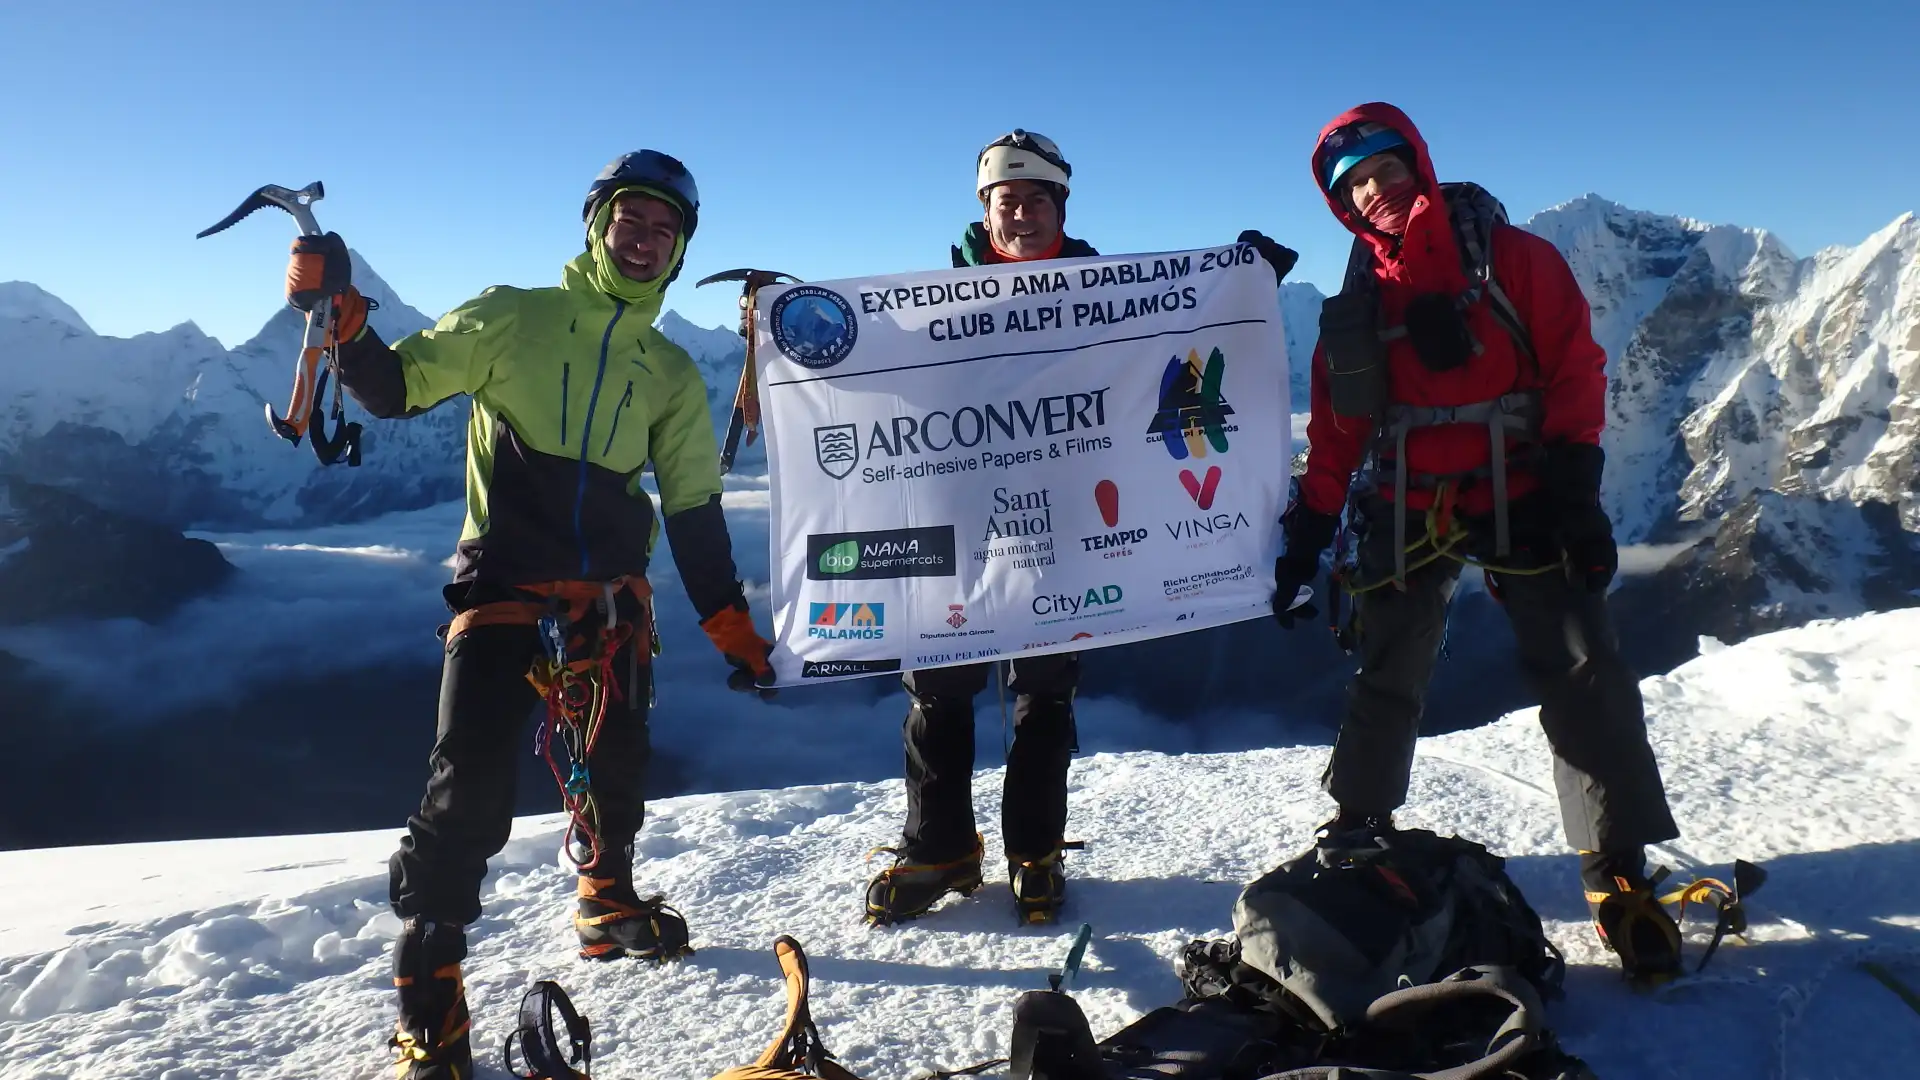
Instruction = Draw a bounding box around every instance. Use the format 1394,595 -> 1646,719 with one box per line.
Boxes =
1439,183 -> 1538,376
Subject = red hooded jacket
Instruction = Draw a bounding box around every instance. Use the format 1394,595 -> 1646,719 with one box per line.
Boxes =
1298,103 -> 1608,518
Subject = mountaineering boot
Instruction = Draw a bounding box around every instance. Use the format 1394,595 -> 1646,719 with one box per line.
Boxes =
1317,808 -> 1394,844
1009,849 -> 1068,925
390,918 -> 473,1080
574,874 -> 694,961
865,833 -> 985,925
1581,848 -> 1682,983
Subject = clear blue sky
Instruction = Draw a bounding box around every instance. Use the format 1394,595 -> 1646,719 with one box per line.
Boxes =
3,0 -> 1914,346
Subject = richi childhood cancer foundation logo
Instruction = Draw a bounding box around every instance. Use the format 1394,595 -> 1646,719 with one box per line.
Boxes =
1145,346 -> 1236,461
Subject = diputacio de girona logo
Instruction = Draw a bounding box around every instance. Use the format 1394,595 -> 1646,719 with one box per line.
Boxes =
1145,346 -> 1236,460
770,286 -> 858,369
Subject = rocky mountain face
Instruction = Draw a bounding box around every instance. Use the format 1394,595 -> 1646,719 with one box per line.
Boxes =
1527,197 -> 1919,637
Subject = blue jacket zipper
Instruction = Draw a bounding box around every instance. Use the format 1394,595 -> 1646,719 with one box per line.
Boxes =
574,301 -> 625,577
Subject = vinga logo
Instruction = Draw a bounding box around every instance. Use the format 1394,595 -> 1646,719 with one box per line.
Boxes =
1145,347 -> 1235,460
1179,466 -> 1222,510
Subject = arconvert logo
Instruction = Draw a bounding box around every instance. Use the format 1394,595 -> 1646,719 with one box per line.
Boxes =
808,602 -> 885,640
807,526 -> 958,580
1180,465 -> 1222,510
1145,347 -> 1236,460
814,424 -> 858,479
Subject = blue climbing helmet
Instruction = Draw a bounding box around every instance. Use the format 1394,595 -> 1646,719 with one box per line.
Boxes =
582,150 -> 700,243
1319,122 -> 1410,192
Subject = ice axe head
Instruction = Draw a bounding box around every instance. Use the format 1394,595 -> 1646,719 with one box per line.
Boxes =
196,182 -> 326,239
696,268 -> 802,338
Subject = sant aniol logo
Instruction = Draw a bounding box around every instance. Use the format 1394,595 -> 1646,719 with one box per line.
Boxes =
1146,347 -> 1236,460
808,602 -> 886,640
806,526 -> 958,580
974,485 -> 1056,568
770,286 -> 858,369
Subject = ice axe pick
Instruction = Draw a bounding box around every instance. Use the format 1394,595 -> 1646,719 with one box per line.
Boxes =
695,268 -> 802,473
196,181 -> 363,467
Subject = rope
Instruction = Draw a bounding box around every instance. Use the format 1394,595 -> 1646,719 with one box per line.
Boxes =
1339,482 -> 1566,598
529,612 -> 634,874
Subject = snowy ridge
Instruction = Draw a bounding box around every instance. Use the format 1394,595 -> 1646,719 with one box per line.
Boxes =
1,610 -> 1917,1077
0,282 -> 91,334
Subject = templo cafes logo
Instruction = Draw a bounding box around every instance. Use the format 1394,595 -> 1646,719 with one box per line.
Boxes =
807,526 -> 958,580
808,602 -> 886,640
769,286 -> 858,369
814,424 -> 858,479
1145,347 -> 1236,460
800,658 -> 902,678
1079,478 -> 1146,558
1179,465 -> 1222,510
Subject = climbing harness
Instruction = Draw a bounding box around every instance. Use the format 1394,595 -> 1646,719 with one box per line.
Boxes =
444,576 -> 658,872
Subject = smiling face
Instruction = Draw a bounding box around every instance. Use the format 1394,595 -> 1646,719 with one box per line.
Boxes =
983,180 -> 1062,258
603,192 -> 683,282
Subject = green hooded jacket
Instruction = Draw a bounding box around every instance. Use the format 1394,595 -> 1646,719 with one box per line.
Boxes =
336,197 -> 745,618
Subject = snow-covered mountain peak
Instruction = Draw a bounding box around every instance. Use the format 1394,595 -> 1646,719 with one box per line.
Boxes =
0,281 -> 92,335
656,309 -> 745,368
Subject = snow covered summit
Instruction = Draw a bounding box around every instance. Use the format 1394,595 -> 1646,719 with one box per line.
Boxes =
1,610 -> 1915,1078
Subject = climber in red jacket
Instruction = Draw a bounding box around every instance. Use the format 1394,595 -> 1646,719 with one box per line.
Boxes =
1273,101 -> 1686,983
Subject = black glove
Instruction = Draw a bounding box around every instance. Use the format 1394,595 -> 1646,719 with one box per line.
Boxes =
1272,505 -> 1340,629
1543,443 -> 1617,593
1238,230 -> 1300,287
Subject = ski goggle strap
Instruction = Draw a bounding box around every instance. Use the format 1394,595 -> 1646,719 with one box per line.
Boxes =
979,129 -> 1072,179
1320,122 -> 1409,191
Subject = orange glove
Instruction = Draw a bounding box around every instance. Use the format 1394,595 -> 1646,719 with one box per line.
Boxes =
285,232 -> 368,345
701,606 -> 777,700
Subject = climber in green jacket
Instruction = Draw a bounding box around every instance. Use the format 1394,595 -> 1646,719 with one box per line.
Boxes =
283,149 -> 776,1080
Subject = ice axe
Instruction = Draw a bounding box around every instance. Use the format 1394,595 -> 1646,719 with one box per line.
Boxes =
695,267 -> 801,473
196,181 -> 363,467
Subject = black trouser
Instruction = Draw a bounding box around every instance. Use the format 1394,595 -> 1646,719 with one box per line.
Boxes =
389,613 -> 650,926
1324,497 -> 1678,854
900,653 -> 1078,863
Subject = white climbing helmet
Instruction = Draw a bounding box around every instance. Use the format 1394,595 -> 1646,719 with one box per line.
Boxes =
976,129 -> 1072,197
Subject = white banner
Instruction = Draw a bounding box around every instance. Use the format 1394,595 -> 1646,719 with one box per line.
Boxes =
755,242 -> 1290,684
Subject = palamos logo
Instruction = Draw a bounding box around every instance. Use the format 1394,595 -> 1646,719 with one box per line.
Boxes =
808,602 -> 886,640
1145,347 -> 1236,460
1079,479 -> 1147,558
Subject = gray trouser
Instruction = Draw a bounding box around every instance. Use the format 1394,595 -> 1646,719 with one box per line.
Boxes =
1324,497 -> 1679,853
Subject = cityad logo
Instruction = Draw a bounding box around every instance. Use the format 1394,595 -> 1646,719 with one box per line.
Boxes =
1079,478 -> 1146,558
1145,346 -> 1236,460
807,526 -> 958,580
808,602 -> 886,640
1032,584 -> 1125,624
1179,465 -> 1222,510
813,424 -> 858,479
769,286 -> 858,369
947,605 -> 968,629
800,658 -> 903,678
